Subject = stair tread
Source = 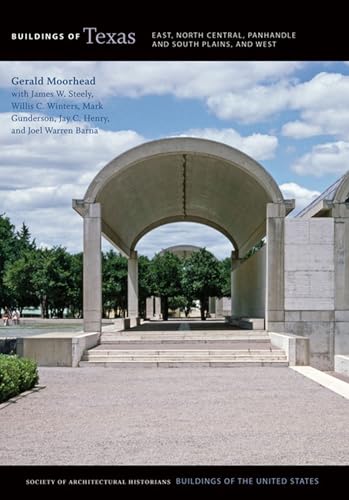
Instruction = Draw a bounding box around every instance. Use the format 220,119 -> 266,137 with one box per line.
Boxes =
82,327 -> 288,367
80,360 -> 289,367
87,349 -> 283,354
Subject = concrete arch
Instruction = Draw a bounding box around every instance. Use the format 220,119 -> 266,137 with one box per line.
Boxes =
83,137 -> 284,257
131,216 -> 238,251
85,137 -> 283,203
74,137 -> 293,332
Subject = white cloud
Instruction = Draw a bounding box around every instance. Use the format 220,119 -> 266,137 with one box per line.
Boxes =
180,128 -> 278,160
0,62 -> 305,131
290,72 -> 349,109
4,63 -> 349,140
207,71 -> 349,129
207,81 -> 292,123
281,120 -> 323,139
291,141 -> 349,177
282,73 -> 349,139
0,113 -> 145,190
291,109 -> 349,140
0,111 -> 145,251
0,185 -> 74,210
2,61 -> 349,254
5,206 -> 84,253
280,182 -> 320,211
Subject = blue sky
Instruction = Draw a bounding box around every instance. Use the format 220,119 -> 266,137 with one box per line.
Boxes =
0,61 -> 348,258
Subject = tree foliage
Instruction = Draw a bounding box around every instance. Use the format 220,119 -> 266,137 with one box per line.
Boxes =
0,215 -> 17,309
138,255 -> 152,318
102,250 -> 127,317
0,214 -> 231,321
31,247 -> 74,318
182,249 -> 223,320
220,257 -> 231,297
16,223 -> 36,255
3,250 -> 39,311
68,252 -> 83,318
150,252 -> 182,320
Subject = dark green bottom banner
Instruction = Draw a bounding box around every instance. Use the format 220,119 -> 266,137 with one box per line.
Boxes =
0,465 -> 345,495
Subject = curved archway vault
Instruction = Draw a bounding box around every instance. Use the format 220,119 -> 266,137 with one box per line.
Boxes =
73,138 -> 294,332
77,137 -> 285,257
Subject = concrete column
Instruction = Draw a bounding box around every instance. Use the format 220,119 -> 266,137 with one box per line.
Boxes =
146,296 -> 153,319
155,296 -> 161,319
216,298 -> 223,317
230,250 -> 240,271
230,250 -> 242,317
266,202 -> 286,330
333,204 -> 349,310
83,203 -> 102,333
128,250 -> 138,318
208,296 -> 216,315
332,203 -> 349,354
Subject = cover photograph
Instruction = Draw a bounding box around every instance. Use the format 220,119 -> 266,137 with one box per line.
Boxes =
0,26 -> 348,495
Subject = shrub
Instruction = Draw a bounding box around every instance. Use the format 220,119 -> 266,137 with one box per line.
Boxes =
0,355 -> 39,403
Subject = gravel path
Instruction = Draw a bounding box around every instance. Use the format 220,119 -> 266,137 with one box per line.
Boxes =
0,367 -> 348,465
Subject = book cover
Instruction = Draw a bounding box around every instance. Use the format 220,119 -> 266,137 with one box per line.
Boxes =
0,22 -> 348,495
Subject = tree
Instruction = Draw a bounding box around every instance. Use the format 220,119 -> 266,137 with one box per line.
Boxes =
182,249 -> 222,320
150,252 -> 182,320
167,295 -> 194,317
3,250 -> 39,311
68,252 -> 83,318
15,223 -> 36,255
102,250 -> 127,318
31,247 -> 73,318
138,255 -> 152,318
0,214 -> 17,311
220,257 -> 231,297
0,217 -> 38,313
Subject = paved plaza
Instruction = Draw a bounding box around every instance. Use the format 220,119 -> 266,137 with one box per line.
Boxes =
0,366 -> 348,465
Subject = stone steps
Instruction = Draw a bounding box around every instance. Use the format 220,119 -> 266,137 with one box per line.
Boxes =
81,349 -> 288,367
100,333 -> 270,344
81,327 -> 287,368
80,360 -> 288,368
85,349 -> 284,356
100,339 -> 271,346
